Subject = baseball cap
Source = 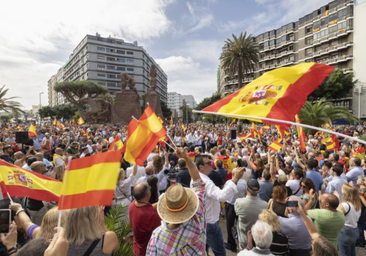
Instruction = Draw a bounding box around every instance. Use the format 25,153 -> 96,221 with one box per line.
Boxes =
247,179 -> 260,194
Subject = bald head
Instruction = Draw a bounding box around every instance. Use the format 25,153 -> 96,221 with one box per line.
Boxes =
133,182 -> 150,201
321,193 -> 339,210
35,153 -> 44,161
30,161 -> 47,175
145,165 -> 154,175
14,151 -> 24,160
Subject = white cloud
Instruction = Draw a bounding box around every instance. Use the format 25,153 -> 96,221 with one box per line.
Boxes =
187,2 -> 195,15
155,56 -> 200,73
190,14 -> 214,32
0,0 -> 174,109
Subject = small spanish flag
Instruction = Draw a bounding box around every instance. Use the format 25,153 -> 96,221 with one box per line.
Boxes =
268,139 -> 284,152
28,124 -> 37,137
77,117 -> 85,125
58,150 -> 121,210
53,117 -> 57,126
251,122 -> 261,139
109,136 -> 123,151
57,122 -> 64,129
230,119 -> 236,127
322,136 -> 336,152
295,114 -> 306,153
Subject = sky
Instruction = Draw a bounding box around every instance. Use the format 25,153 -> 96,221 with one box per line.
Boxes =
0,0 -> 332,109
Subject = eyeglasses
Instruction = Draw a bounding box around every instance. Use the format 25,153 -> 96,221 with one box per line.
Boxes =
204,162 -> 211,166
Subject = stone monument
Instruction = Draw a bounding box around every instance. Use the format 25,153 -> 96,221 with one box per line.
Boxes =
111,73 -> 142,125
145,64 -> 163,118
80,97 -> 111,124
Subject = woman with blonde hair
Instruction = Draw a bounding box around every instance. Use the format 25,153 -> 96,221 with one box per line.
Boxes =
152,152 -> 169,193
337,184 -> 361,256
66,206 -> 119,255
258,209 -> 289,255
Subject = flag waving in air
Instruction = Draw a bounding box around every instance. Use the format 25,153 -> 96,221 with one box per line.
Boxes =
77,117 -> 85,125
58,150 -> 121,210
251,122 -> 261,139
295,114 -> 306,153
201,63 -> 334,124
28,124 -> 37,137
122,105 -> 166,165
53,117 -> 57,126
109,135 -> 123,151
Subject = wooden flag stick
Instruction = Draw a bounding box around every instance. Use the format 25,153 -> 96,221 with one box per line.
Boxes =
193,110 -> 366,145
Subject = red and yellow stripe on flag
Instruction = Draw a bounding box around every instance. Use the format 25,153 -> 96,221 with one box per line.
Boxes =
268,139 -> 284,152
0,160 -> 61,201
53,117 -> 57,126
109,135 -> 123,151
295,114 -> 307,153
201,63 -> 334,124
77,117 -> 85,125
322,136 -> 336,152
251,122 -> 261,139
58,150 -> 121,210
122,106 -> 166,165
260,126 -> 270,135
238,133 -> 251,142
28,124 -> 37,137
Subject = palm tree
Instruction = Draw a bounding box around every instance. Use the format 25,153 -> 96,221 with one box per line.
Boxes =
220,32 -> 259,90
0,85 -> 24,114
299,98 -> 358,130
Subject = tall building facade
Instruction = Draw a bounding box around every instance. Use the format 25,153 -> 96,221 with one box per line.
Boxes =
168,92 -> 197,118
220,0 -> 362,114
48,33 -> 167,106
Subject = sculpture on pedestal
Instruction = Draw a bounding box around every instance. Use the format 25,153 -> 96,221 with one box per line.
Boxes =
145,64 -> 163,118
80,98 -> 111,124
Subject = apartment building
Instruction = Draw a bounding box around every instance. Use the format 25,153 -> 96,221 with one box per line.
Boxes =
49,33 -> 167,105
168,92 -> 197,118
220,0 -> 361,113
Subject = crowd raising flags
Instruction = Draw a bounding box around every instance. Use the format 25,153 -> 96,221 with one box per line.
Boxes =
77,116 -> 85,125
28,124 -> 36,137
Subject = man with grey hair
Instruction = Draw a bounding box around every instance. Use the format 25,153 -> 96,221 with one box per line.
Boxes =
279,196 -> 312,256
235,179 -> 267,250
237,221 -> 274,255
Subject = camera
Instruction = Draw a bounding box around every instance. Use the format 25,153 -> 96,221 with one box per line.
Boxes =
285,201 -> 298,207
165,161 -> 180,188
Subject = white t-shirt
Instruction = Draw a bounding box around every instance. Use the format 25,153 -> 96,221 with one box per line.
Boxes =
286,179 -> 302,196
342,202 -> 361,228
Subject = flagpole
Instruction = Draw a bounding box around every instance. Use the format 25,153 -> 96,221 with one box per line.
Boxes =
193,110 -> 366,145
165,133 -> 177,149
57,156 -> 73,234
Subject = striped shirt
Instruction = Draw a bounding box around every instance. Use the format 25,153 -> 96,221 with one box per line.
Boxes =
271,232 -> 289,255
147,178 -> 206,256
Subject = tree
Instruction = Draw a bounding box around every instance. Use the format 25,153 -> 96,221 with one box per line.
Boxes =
0,85 -> 24,115
195,92 -> 224,123
220,32 -> 259,90
54,81 -> 112,118
161,101 -> 172,120
299,98 -> 358,133
180,104 -> 193,123
38,104 -> 78,120
308,70 -> 356,101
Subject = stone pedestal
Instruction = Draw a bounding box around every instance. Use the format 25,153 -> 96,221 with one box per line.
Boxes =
145,91 -> 163,118
112,90 -> 141,125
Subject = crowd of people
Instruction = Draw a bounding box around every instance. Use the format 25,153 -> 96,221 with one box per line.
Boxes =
0,121 -> 366,256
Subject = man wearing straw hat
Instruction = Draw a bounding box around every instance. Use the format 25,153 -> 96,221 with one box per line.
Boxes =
147,148 -> 206,255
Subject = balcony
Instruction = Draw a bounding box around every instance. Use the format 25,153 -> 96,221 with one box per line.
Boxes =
343,68 -> 353,74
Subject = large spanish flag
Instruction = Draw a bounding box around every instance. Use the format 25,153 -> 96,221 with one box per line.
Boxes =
58,150 -> 121,210
0,160 -> 62,201
202,63 -> 334,124
122,106 -> 166,165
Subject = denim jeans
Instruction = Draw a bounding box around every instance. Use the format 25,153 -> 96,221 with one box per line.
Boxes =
338,226 -> 359,256
206,221 -> 226,256
357,206 -> 365,246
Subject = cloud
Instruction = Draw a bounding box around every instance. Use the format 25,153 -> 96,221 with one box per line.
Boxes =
0,0 -> 175,109
156,56 -> 200,73
187,2 -> 195,15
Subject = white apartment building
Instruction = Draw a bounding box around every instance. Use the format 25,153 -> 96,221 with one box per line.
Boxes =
168,92 -> 197,118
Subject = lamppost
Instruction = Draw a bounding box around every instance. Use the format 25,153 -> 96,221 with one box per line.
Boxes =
354,82 -> 366,119
39,92 -> 43,124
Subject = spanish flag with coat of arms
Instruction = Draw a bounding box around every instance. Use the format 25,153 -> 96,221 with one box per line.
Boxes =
201,63 -> 334,124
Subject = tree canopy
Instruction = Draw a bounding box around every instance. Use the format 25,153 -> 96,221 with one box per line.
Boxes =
308,70 -> 355,101
299,98 -> 358,130
196,92 -> 222,110
220,32 -> 259,90
38,104 -> 78,120
54,81 -> 111,105
0,85 -> 24,115
161,101 -> 172,120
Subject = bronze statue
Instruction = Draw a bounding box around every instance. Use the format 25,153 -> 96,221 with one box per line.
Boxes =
149,64 -> 157,92
121,73 -> 139,96
80,97 -> 111,124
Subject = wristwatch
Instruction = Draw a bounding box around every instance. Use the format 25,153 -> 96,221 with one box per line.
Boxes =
7,244 -> 21,255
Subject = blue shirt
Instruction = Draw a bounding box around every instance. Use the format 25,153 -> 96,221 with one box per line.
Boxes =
306,170 -> 323,192
346,166 -> 364,189
258,180 -> 273,202
325,176 -> 347,201
280,214 -> 312,250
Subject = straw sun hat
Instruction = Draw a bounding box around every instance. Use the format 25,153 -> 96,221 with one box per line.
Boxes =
157,183 -> 199,224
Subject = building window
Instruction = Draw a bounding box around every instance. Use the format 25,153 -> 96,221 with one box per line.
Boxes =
116,66 -> 125,71
126,59 -> 134,64
97,64 -> 105,71
97,73 -> 105,77
127,67 -> 134,72
305,48 -> 313,57
116,50 -> 125,54
107,57 -> 115,61
97,55 -> 105,60
97,47 -> 105,51
107,65 -> 115,70
107,48 -> 115,53
126,51 -> 134,55
305,26 -> 312,34
305,36 -> 313,45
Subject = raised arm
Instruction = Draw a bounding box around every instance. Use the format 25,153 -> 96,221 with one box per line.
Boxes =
175,148 -> 200,181
295,149 -> 305,169
164,151 -> 169,168
304,189 -> 316,213
10,202 -> 39,239
298,204 -> 320,240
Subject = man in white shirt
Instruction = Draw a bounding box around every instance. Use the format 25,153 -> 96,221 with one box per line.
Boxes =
126,164 -> 146,187
192,154 -> 244,255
